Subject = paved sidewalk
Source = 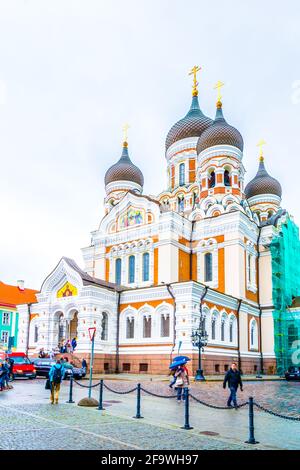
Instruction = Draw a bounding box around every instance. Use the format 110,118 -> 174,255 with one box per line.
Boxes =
0,379 -> 299,450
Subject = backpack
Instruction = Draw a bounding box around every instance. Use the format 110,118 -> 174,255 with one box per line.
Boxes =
52,365 -> 62,384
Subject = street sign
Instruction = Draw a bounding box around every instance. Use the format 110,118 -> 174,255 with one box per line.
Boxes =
88,327 -> 96,341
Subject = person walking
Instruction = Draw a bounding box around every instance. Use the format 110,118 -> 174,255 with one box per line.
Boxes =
48,359 -> 65,404
223,362 -> 243,409
81,358 -> 87,375
8,357 -> 14,381
71,337 -> 77,352
174,365 -> 189,402
0,361 -> 6,391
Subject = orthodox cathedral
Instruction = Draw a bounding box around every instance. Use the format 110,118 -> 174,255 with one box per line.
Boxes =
17,69 -> 299,375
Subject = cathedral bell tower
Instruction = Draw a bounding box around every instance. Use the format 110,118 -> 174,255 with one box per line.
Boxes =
104,125 -> 144,213
196,83 -> 245,213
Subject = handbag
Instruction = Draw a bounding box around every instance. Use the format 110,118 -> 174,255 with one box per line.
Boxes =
45,378 -> 51,390
175,376 -> 184,386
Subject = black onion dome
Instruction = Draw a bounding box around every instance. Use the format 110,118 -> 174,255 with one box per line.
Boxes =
105,143 -> 144,187
196,102 -> 244,154
165,95 -> 213,151
245,158 -> 282,199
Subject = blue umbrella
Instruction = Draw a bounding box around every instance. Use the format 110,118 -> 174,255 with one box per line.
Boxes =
169,356 -> 191,369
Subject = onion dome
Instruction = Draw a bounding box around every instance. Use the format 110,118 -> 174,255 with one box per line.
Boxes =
165,94 -> 213,151
245,156 -> 282,199
104,141 -> 144,187
197,100 -> 243,154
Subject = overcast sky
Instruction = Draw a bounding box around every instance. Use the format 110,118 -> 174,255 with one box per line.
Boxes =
0,0 -> 299,289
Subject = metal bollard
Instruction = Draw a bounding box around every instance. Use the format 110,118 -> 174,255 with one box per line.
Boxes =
181,387 -> 193,430
133,383 -> 143,419
245,397 -> 259,444
66,375 -> 75,404
98,379 -> 105,410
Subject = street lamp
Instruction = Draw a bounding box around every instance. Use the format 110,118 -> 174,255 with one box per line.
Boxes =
191,324 -> 208,381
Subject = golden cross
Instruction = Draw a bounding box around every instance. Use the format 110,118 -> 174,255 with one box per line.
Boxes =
257,139 -> 266,159
189,65 -> 201,96
122,123 -> 130,143
214,80 -> 225,102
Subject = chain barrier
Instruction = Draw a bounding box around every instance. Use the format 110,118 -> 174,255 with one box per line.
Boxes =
68,379 -> 300,422
253,402 -> 300,421
102,382 -> 137,395
73,378 -> 101,388
189,393 -> 249,410
140,387 -> 177,399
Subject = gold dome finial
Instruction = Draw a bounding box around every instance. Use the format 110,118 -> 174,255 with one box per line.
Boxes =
122,123 -> 130,147
214,80 -> 224,107
257,139 -> 266,162
189,65 -> 201,97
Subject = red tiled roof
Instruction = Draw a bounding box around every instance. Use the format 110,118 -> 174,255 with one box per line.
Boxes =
0,281 -> 38,307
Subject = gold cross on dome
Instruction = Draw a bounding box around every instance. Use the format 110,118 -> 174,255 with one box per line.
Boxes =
189,65 -> 201,96
257,139 -> 266,159
214,80 -> 225,102
122,123 -> 130,143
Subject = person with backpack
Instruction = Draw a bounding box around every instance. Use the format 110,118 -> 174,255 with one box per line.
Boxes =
48,359 -> 65,404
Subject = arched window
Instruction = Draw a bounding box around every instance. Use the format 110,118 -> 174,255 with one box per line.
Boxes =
34,325 -> 39,343
250,319 -> 258,349
211,317 -> 216,340
115,258 -> 122,285
101,313 -> 108,341
161,314 -> 170,337
128,255 -> 135,284
204,252 -> 213,282
208,171 -> 215,188
221,319 -> 225,341
247,253 -> 251,284
193,191 -> 198,208
126,317 -> 134,339
224,170 -> 230,186
229,321 -> 233,343
178,196 -> 184,212
143,316 -> 152,338
179,163 -> 185,186
142,253 -> 150,282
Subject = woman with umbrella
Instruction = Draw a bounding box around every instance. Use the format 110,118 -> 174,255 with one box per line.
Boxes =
169,356 -> 190,402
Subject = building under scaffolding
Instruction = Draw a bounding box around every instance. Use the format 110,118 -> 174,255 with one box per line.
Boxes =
270,217 -> 300,374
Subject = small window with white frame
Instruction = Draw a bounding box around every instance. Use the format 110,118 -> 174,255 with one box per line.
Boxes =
2,312 -> 11,326
1,330 -> 9,345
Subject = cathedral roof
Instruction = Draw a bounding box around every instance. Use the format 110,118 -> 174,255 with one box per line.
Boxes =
196,101 -> 243,154
104,142 -> 144,187
165,94 -> 213,151
61,258 -> 126,291
245,157 -> 282,199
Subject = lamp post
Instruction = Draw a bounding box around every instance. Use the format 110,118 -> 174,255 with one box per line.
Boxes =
191,325 -> 208,381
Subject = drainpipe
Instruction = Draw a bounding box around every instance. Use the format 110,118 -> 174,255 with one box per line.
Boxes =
166,284 -> 176,363
257,226 -> 264,376
25,303 -> 32,357
237,299 -> 242,373
115,290 -> 121,374
199,286 -> 208,322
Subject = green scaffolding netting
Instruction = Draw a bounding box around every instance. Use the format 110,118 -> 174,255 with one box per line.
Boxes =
270,217 -> 300,375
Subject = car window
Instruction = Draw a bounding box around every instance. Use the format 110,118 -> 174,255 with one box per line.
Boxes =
11,356 -> 31,364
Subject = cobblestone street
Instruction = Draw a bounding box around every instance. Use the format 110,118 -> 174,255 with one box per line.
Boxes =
0,377 -> 299,450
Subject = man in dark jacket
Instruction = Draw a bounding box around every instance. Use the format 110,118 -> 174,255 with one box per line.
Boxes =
223,363 -> 243,409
